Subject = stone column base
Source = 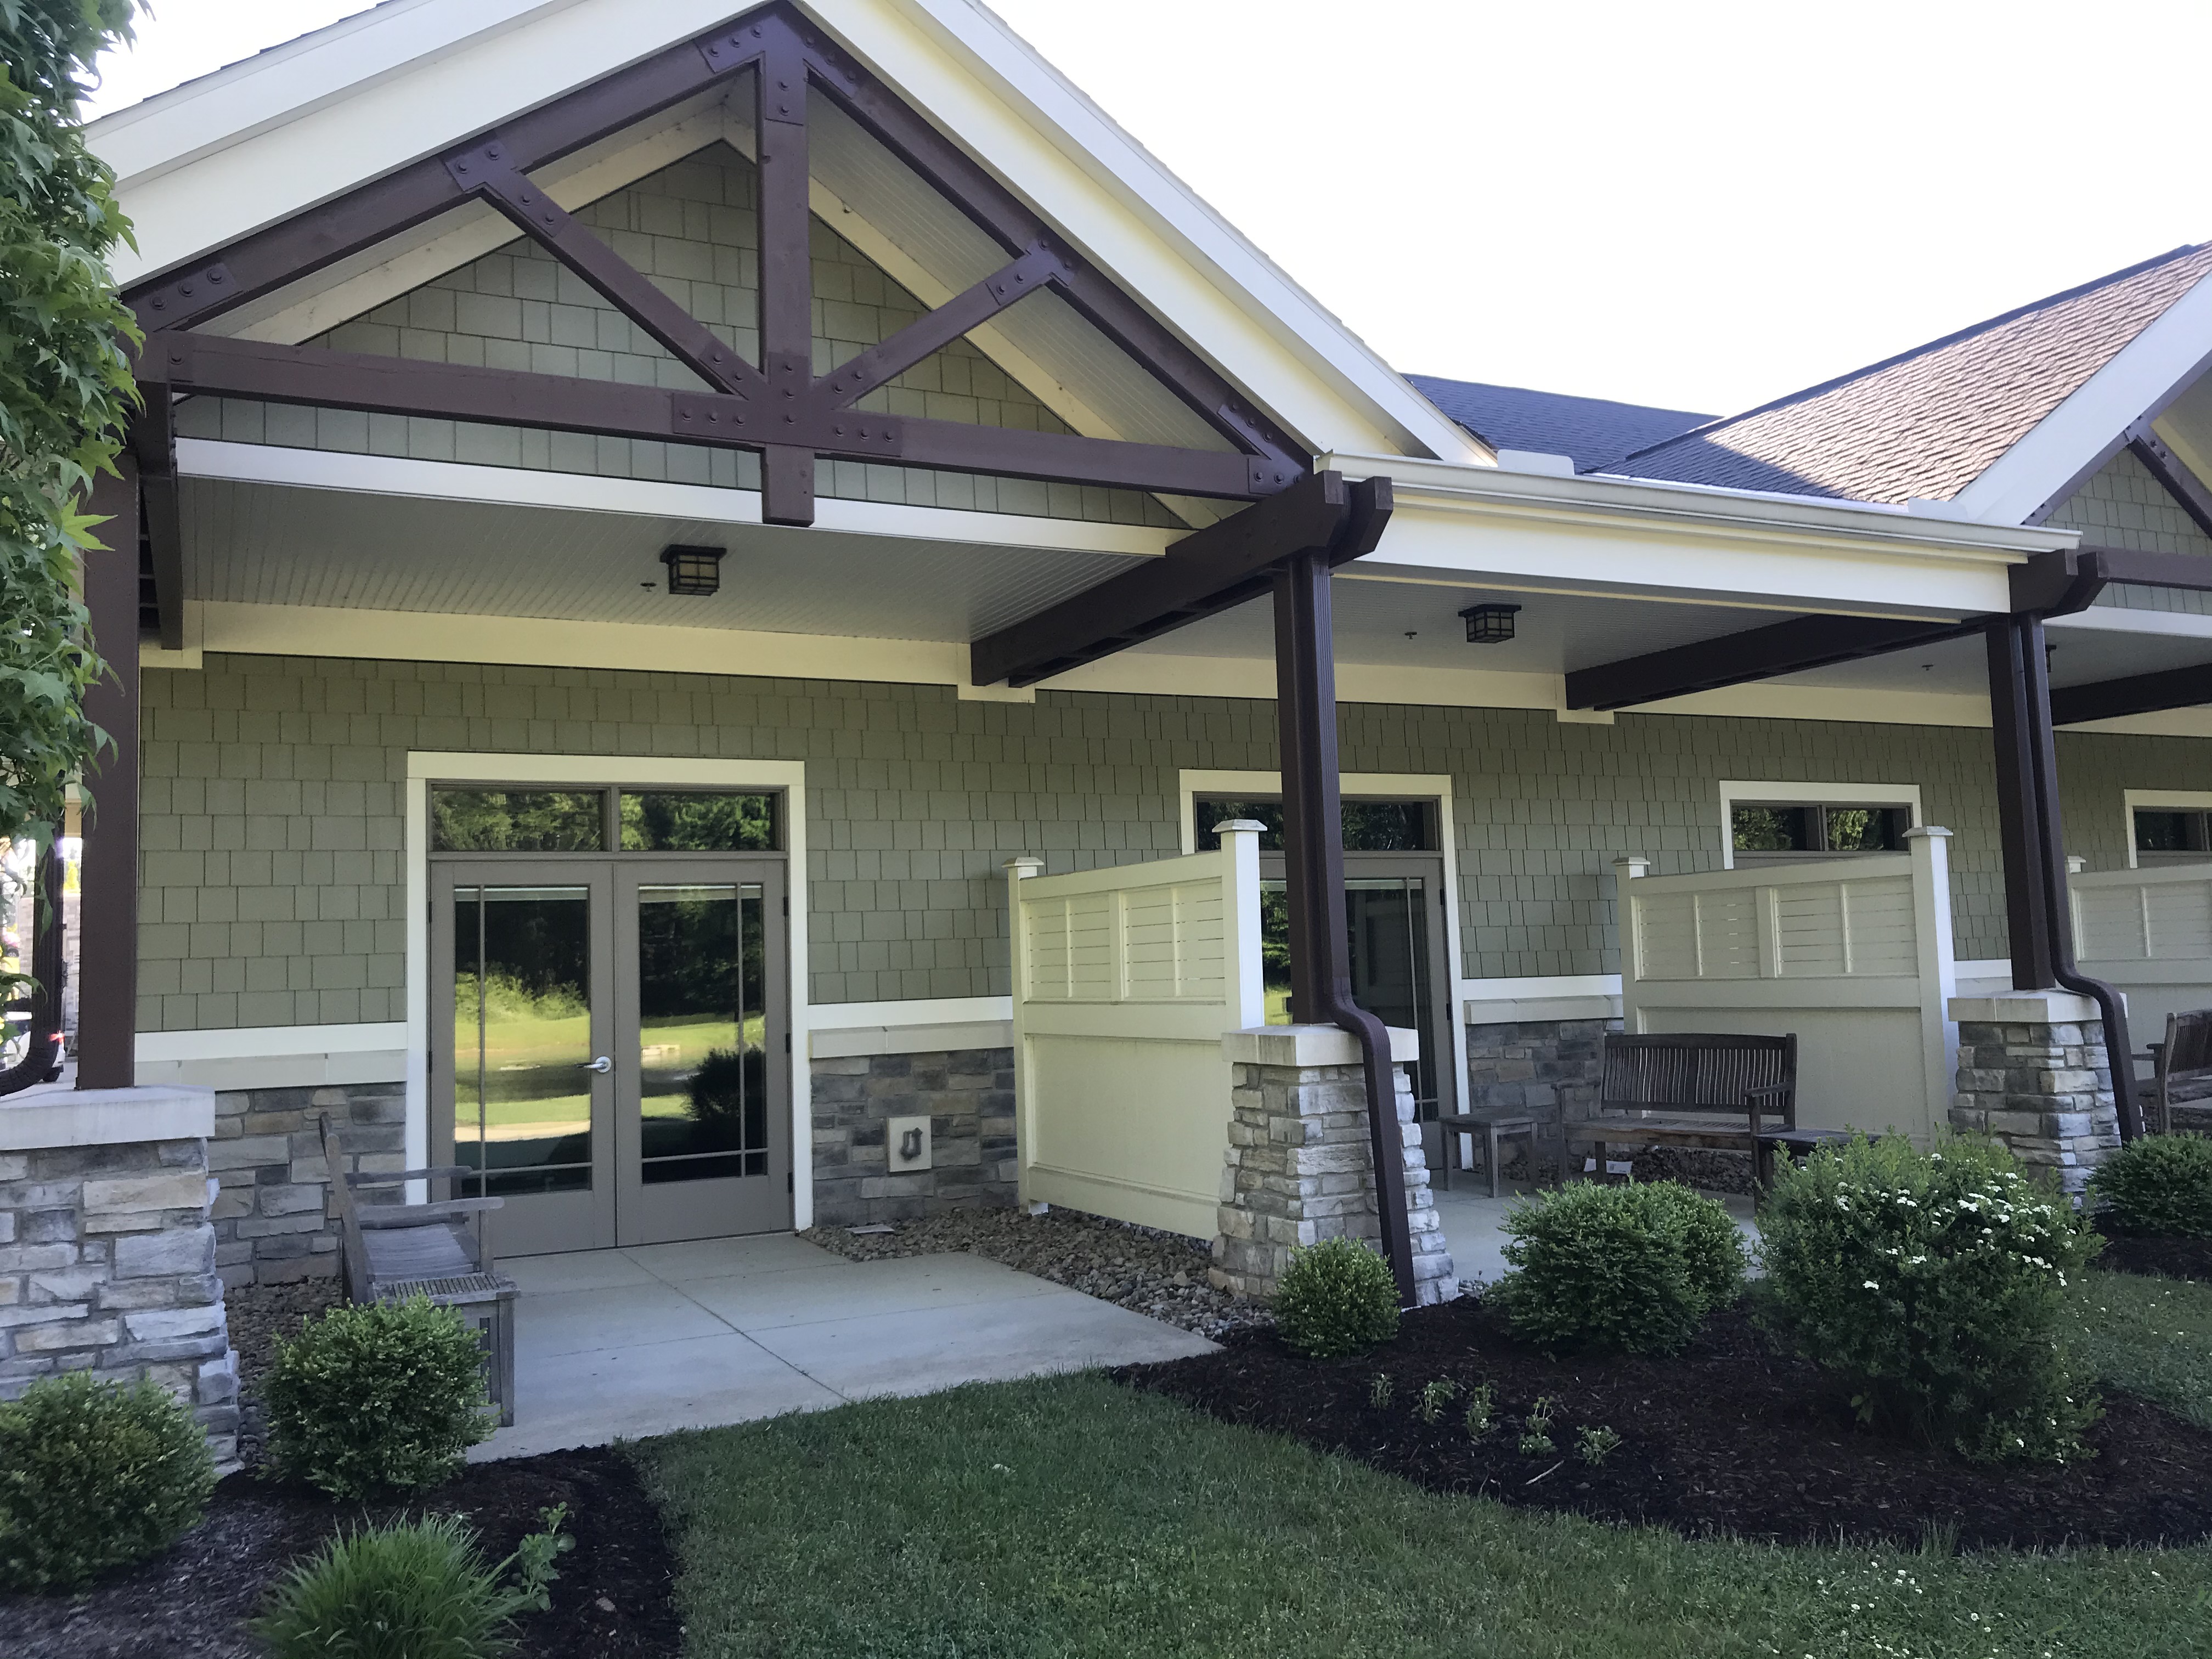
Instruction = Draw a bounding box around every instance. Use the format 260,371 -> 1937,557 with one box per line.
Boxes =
1948,991 -> 2121,1200
0,1085 -> 239,1469
1210,1025 -> 1454,1306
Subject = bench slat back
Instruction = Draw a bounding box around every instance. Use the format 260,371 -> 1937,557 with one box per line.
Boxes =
1601,1032 -> 1796,1121
318,1115 -> 372,1302
2164,1009 -> 2212,1080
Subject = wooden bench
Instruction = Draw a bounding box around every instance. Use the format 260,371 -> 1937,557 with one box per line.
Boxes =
320,1117 -> 520,1426
2142,1009 -> 2212,1135
1565,1032 -> 1847,1188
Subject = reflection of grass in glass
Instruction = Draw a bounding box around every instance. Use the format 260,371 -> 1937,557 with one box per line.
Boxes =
1265,986 -> 1292,1026
638,1014 -> 765,1119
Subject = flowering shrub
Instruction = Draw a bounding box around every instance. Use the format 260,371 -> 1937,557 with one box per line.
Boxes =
1758,1134 -> 2102,1462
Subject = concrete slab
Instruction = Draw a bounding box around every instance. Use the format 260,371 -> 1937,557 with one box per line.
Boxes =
471,1238 -> 1217,1460
501,1249 -> 660,1295
514,1281 -> 733,1360
745,1287 -> 1215,1401
682,1251 -> 1061,1333
622,1234 -> 846,1282
476,1330 -> 843,1460
1431,1186 -> 1762,1288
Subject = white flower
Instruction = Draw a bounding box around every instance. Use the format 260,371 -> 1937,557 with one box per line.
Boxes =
1863,1279 -> 1881,1290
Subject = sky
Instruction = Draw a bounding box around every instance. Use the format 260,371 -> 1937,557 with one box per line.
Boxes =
82,0 -> 2212,419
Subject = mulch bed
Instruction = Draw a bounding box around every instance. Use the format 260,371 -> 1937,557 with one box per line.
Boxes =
0,1446 -> 680,1659
1114,1296 -> 2212,1551
2095,1233 -> 2212,1283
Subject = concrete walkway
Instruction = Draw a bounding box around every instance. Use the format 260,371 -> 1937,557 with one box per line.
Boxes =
473,1233 -> 1215,1459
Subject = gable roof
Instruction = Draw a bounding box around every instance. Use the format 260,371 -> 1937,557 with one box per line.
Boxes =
1606,242 -> 2212,504
1403,375 -> 1710,472
88,0 -> 1485,471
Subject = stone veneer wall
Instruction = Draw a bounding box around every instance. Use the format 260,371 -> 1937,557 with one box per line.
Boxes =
1950,998 -> 2121,1198
1460,1017 -> 1617,1181
809,1046 -> 1016,1227
211,1082 -> 405,1289
0,1135 -> 239,1466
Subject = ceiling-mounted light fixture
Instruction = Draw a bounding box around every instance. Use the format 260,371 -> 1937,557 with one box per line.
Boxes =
661,544 -> 724,597
1459,602 -> 1520,645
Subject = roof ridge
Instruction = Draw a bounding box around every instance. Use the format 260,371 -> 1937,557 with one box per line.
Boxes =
1611,241 -> 2212,470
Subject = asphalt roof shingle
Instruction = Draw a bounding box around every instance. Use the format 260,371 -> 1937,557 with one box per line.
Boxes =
1602,244 -> 2212,504
1403,375 -> 1712,473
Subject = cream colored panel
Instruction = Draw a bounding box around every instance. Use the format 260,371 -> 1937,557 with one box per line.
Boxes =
2075,888 -> 2150,961
1839,877 -> 1917,976
1772,884 -> 1847,977
1693,891 -> 1761,979
1633,891 -> 1700,980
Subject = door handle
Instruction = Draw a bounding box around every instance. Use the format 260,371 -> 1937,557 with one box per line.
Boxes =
578,1056 -> 611,1074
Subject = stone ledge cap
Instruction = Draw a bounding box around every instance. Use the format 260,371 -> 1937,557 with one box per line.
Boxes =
1946,991 -> 2104,1025
1221,1024 -> 1419,1068
0,1084 -> 217,1151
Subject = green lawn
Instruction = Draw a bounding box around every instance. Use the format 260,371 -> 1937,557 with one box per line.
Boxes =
639,1365 -> 2212,1659
2070,1267 -> 2212,1429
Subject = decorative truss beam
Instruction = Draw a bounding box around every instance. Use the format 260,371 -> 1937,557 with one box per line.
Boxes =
970,471 -> 1390,687
2125,419 -> 2212,543
122,2 -> 1306,535
2051,661 -> 2212,726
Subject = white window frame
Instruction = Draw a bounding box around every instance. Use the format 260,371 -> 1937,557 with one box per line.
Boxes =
1177,769 -> 1468,1103
1717,780 -> 1923,869
404,753 -> 814,1226
2121,789 -> 2212,869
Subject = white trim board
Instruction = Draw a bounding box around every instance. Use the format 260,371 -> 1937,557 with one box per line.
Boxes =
1175,769 -> 1470,1105
1715,779 -> 1926,870
2120,789 -> 2212,868
134,1022 -> 408,1090
402,752 -> 815,1227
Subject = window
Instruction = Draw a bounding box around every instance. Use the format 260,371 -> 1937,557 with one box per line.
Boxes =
431,787 -> 783,854
2135,808 -> 2212,865
1730,800 -> 1909,860
1193,798 -> 1436,853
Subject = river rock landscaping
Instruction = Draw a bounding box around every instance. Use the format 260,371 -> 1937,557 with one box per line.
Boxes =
800,1204 -> 1276,1339
1115,1290 -> 2212,1550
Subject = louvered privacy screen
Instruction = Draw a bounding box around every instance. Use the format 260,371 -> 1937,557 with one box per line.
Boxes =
1618,832 -> 1957,1143
1008,832 -> 1265,1238
2070,863 -> 2212,1045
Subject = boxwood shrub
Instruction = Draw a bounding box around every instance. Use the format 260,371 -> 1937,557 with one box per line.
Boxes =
264,1294 -> 494,1498
0,1373 -> 216,1592
1273,1235 -> 1401,1357
1758,1133 -> 2102,1462
2090,1132 -> 2212,1238
1489,1179 -> 1746,1355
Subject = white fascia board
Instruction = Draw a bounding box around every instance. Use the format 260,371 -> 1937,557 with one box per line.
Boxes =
97,0 -> 1475,472
175,438 -> 1175,558
848,0 -> 1484,465
1325,450 -> 2074,616
1946,269 -> 2212,526
97,1 -> 765,285
2047,606 -> 2212,641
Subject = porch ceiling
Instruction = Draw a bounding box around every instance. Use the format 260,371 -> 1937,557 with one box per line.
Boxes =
179,477 -> 1146,641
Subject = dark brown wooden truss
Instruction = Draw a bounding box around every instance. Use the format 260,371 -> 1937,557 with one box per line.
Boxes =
121,1 -> 1308,645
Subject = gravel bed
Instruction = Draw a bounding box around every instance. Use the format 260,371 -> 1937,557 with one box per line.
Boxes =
800,1205 -> 1273,1341
222,1276 -> 342,1465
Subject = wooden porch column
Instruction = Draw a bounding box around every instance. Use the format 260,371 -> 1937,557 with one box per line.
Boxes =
1983,614 -> 2143,1140
77,456 -> 140,1090
1272,544 -> 1415,1301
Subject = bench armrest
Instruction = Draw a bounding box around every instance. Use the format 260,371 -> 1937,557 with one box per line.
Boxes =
357,1197 -> 504,1229
1743,1083 -> 1790,1100
347,1166 -> 475,1188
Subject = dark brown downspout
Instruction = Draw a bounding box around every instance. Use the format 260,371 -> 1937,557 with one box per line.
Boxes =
1272,482 -> 1416,1304
1985,613 -> 2143,1142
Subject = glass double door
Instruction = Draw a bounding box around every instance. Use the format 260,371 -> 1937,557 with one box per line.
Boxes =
431,856 -> 788,1255
1257,854 -> 1456,1129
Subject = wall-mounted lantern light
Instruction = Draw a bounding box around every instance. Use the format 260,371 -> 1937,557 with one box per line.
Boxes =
1459,602 -> 1520,645
661,544 -> 725,596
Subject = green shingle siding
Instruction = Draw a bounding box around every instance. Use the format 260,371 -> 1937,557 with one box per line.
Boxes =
172,144 -> 1184,531
133,653 -> 2212,1033
2051,447 -> 2212,615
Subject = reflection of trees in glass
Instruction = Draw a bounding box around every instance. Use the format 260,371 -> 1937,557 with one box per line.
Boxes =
1823,808 -> 1898,852
1731,806 -> 1808,852
453,972 -> 586,1024
1194,798 -> 1434,852
433,790 -> 602,851
638,894 -> 758,1020
620,793 -> 776,851
685,1046 -> 768,1152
